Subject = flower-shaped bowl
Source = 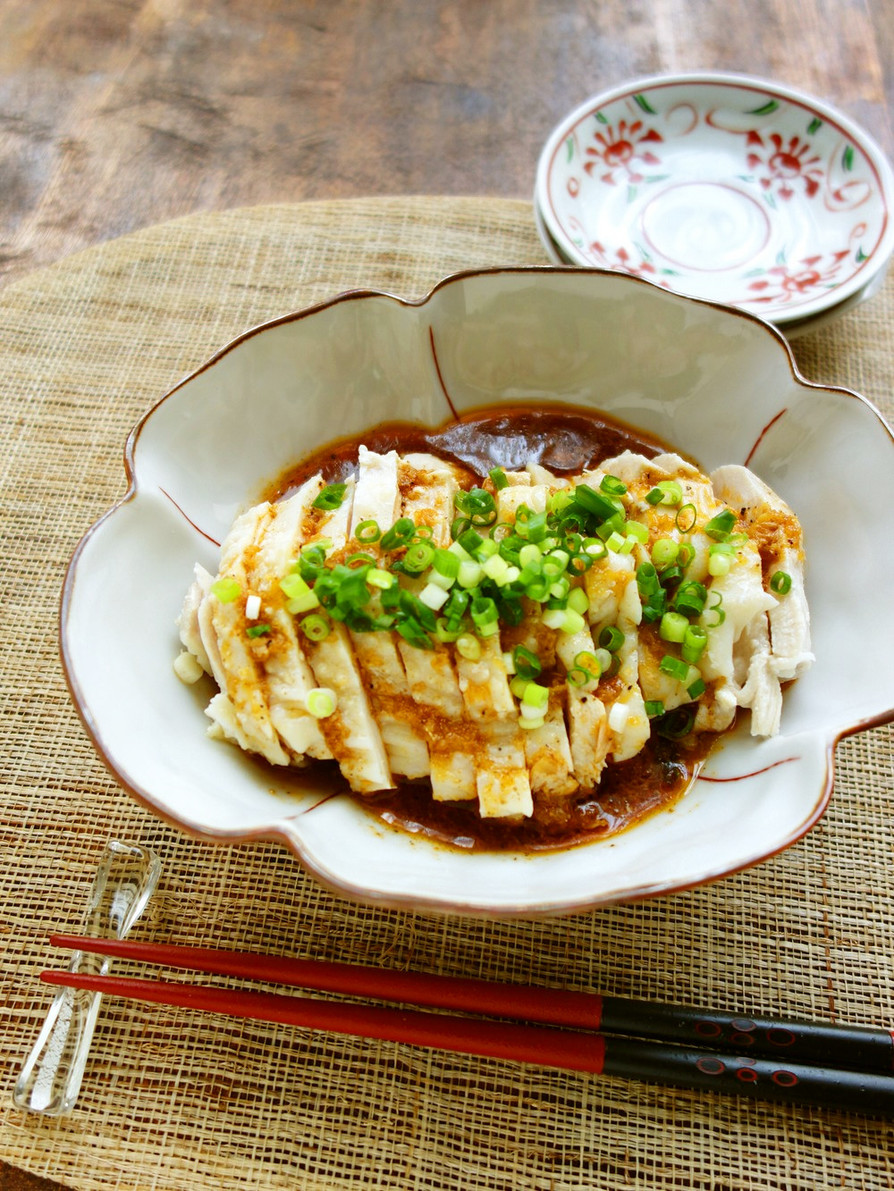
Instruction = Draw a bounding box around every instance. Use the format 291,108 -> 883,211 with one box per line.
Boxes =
61,268 -> 894,917
535,73 -> 894,325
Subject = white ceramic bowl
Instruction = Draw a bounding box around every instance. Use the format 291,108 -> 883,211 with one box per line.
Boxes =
61,268 -> 894,917
536,73 -> 894,325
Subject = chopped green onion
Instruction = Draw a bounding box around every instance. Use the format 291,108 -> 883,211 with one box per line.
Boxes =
435,617 -> 464,643
687,676 -> 707,699
455,487 -> 497,527
211,576 -> 241,603
598,625 -> 624,652
521,681 -> 549,710
708,551 -> 731,577
673,580 -> 707,617
704,508 -> 737,540
567,586 -> 590,615
676,541 -> 695,568
573,484 -> 623,521
518,715 -> 545,731
646,480 -> 682,506
651,538 -> 679,569
654,706 -> 696,739
770,570 -> 792,595
566,667 -> 592,687
305,687 -> 337,718
645,700 -> 665,718
457,527 -> 485,556
279,572 -> 320,614
674,503 -> 697,532
659,654 -> 691,682
457,560 -> 483,589
513,645 -> 542,680
636,561 -> 661,598
659,611 -> 688,643
706,592 -> 726,626
300,614 -> 330,641
625,520 -> 649,544
246,623 -> 270,638
681,625 -> 708,664
600,474 -> 627,495
312,483 -> 347,511
367,567 -> 394,590
489,466 -> 509,490
354,519 -> 381,542
404,541 -> 435,573
455,633 -> 481,661
420,582 -> 450,610
380,518 -> 417,550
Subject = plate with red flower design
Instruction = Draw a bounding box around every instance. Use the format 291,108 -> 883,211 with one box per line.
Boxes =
535,73 -> 894,324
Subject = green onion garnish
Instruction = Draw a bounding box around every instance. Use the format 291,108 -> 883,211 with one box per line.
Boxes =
403,541 -> 435,573
645,700 -> 665,718
306,687 -> 337,718
687,677 -> 707,699
513,645 -> 542,680
598,625 -> 624,652
573,484 -> 623,521
674,503 -> 697,532
770,570 -> 792,594
300,614 -> 330,642
312,483 -> 347,511
651,538 -> 679,569
646,480 -> 683,507
455,633 -> 481,661
246,623 -> 270,638
659,654 -> 690,682
681,625 -> 708,664
599,474 -> 627,496
659,611 -> 688,643
489,466 -> 509,490
704,509 -> 737,540
380,517 -> 416,551
354,519 -> 381,542
211,576 -> 241,603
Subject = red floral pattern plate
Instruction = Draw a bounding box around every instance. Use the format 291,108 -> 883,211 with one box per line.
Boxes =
536,74 -> 894,324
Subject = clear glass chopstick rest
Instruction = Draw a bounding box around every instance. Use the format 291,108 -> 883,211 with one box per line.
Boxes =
13,839 -> 162,1115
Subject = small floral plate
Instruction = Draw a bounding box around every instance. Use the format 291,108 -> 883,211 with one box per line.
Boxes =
535,73 -> 894,324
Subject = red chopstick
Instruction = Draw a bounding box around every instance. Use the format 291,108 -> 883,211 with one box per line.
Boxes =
42,934 -> 894,1114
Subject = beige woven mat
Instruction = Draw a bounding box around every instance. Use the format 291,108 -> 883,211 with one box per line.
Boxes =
1,197 -> 893,1191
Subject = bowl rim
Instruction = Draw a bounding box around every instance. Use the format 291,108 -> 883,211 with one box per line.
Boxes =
535,71 -> 894,325
59,264 -> 894,916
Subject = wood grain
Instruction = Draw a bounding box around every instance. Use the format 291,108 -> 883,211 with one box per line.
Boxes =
0,3 -> 890,1189
0,0 -> 890,289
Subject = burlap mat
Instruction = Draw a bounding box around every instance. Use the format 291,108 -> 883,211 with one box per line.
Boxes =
1,197 -> 893,1190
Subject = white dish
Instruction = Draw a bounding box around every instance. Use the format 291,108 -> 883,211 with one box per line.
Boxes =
61,268 -> 894,917
536,73 -> 894,325
533,192 -> 888,339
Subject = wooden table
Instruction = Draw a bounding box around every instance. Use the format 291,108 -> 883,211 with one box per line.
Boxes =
1,3 -> 890,1189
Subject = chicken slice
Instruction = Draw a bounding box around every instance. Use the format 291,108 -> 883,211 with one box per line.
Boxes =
177,562 -> 213,675
457,634 -> 533,818
347,448 -> 430,780
249,475 -> 332,760
202,503 -> 291,766
396,452 -> 477,801
710,464 -> 813,681
299,480 -> 393,793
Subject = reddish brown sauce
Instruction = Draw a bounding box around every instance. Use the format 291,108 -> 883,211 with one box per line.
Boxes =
268,403 -> 714,854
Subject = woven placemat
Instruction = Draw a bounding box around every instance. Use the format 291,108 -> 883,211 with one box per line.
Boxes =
1,197 -> 893,1191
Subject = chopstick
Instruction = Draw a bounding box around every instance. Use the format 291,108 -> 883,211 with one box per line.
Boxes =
43,934 -> 894,1113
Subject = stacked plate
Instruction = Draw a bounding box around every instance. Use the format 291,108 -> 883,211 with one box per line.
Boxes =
534,73 -> 894,337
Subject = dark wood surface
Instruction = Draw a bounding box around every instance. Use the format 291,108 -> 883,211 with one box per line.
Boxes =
1,2 -> 890,1187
